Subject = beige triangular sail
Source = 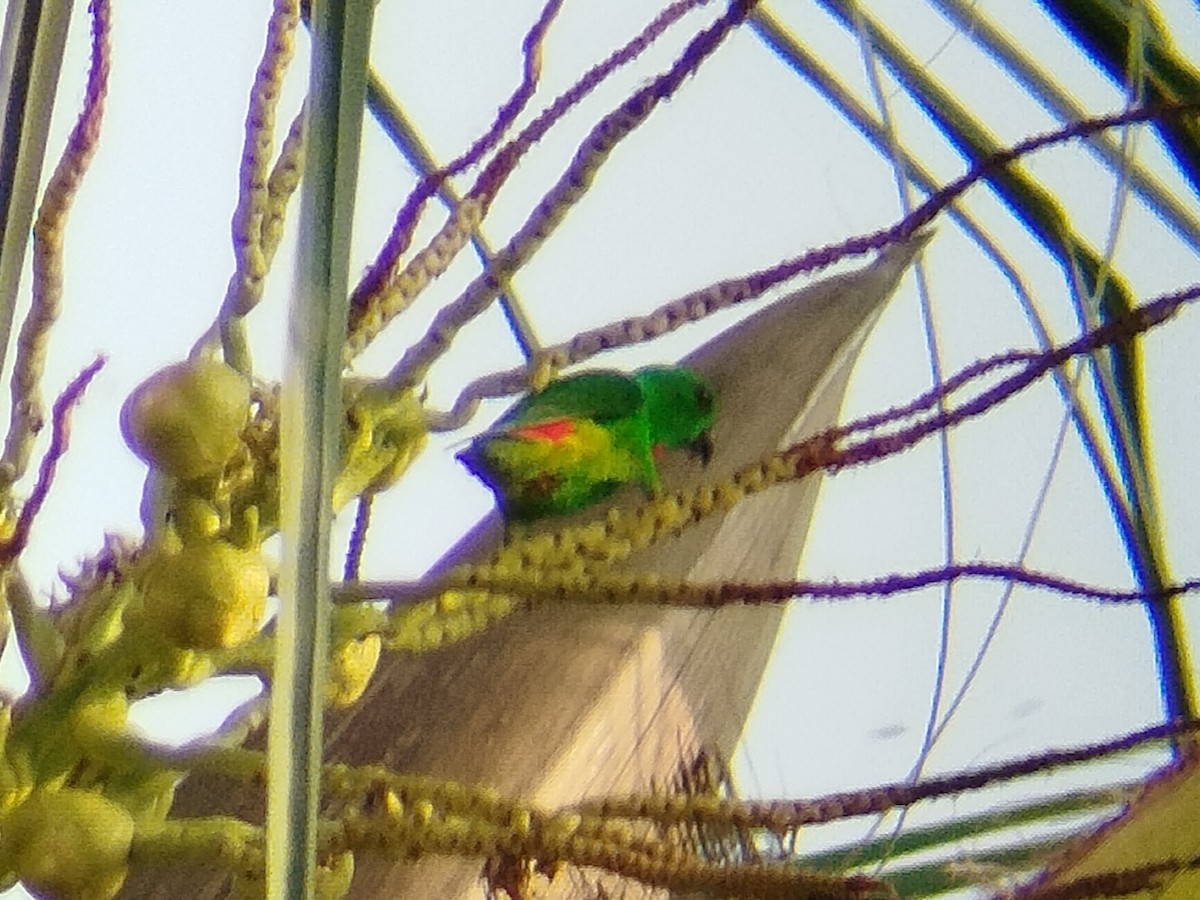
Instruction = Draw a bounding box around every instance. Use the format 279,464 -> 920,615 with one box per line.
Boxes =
119,234 -> 928,899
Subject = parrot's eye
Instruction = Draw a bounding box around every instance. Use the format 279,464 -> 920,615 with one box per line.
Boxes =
695,383 -> 715,411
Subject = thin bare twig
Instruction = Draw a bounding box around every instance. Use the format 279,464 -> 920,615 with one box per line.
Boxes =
0,356 -> 105,565
337,562 -> 1200,610
343,494 -> 371,583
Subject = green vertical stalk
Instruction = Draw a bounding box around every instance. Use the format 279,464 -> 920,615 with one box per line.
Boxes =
267,1 -> 373,898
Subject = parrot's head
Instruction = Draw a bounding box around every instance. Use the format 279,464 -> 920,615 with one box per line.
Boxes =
634,367 -> 717,464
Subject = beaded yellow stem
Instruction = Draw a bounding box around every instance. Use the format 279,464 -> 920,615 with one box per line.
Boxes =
216,0 -> 300,376
261,107 -> 307,268
319,765 -> 891,899
129,818 -> 264,880
341,199 -> 485,365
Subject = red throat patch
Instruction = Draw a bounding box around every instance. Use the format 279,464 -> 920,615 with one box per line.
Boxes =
512,418 -> 576,443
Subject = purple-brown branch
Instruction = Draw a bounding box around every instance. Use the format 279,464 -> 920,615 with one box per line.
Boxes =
579,717 -> 1200,829
348,0 -> 718,346
430,96 -> 1200,423
348,0 -> 564,317
1,0 -> 111,489
446,563 -> 1200,610
820,282 -> 1200,477
1016,855 -> 1200,899
380,0 -> 759,385
0,357 -> 105,564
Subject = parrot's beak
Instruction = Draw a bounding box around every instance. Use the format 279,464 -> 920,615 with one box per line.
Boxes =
687,430 -> 714,466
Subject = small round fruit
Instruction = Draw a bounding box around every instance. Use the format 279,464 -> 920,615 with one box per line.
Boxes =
1,788 -> 134,900
121,359 -> 250,480
325,634 -> 381,708
140,540 -> 269,650
316,851 -> 354,899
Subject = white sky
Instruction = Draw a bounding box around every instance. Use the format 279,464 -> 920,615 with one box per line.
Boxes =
4,1 -> 1200,896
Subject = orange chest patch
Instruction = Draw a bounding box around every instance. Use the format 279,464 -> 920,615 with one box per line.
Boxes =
511,418 -> 577,443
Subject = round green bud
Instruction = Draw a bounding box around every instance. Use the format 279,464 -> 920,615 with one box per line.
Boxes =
121,360 -> 250,480
2,788 -> 133,900
140,540 -> 268,650
69,689 -> 129,754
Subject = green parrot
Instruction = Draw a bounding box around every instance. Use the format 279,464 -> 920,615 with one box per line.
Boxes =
457,366 -> 716,522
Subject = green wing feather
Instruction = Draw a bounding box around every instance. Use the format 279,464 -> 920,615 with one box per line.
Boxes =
503,372 -> 643,427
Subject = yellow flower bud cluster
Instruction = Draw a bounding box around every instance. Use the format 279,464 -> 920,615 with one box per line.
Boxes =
385,590 -> 518,653
121,358 -> 262,547
116,361 -> 437,716
117,360 -> 271,654
333,380 -> 428,511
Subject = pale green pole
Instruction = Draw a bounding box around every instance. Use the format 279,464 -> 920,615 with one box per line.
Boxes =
268,1 -> 374,898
